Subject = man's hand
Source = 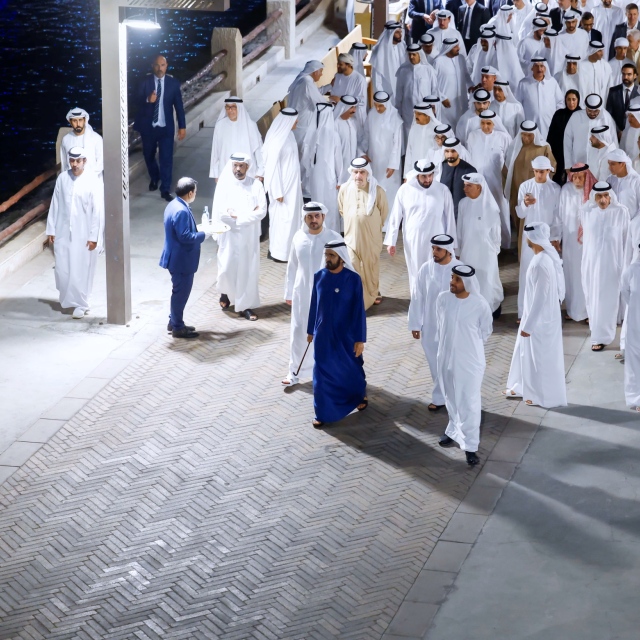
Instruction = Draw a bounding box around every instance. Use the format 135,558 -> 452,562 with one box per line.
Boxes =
551,240 -> 561,254
362,154 -> 372,163
329,95 -> 340,104
412,330 -> 421,339
386,168 -> 395,178
177,128 -> 186,141
286,299 -> 292,305
148,90 -> 157,103
307,334 -> 313,343
276,196 -> 284,203
520,330 -> 530,337
387,245 -> 396,256
48,235 -> 55,244
257,176 -> 264,182
227,208 -> 238,219
87,241 -> 97,251
336,184 -> 341,190
524,194 -> 537,207
354,342 -> 365,358
442,99 -> 451,108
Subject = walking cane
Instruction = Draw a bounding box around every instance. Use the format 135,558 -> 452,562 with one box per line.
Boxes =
295,341 -> 312,377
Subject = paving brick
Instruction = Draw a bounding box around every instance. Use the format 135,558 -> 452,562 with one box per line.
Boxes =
0,245 -> 527,638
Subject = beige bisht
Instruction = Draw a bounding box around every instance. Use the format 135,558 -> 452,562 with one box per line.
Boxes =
338,158 -> 389,310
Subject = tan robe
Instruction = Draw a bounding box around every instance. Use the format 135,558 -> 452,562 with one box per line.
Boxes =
338,183 -> 389,310
504,143 -> 556,258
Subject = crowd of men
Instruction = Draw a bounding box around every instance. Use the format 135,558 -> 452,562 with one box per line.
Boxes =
47,2 -> 640,464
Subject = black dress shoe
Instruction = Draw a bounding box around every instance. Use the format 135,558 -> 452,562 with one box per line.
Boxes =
149,180 -> 158,191
492,304 -> 502,320
161,191 -> 174,202
172,328 -> 199,339
167,322 -> 195,332
438,434 -> 455,448
465,451 -> 480,466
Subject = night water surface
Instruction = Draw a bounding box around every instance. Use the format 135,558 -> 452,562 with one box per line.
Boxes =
0,0 -> 265,203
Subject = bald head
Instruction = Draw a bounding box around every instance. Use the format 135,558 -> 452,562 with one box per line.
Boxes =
152,55 -> 168,78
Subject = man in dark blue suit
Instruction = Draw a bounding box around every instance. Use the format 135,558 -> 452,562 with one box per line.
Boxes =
159,177 -> 205,339
409,0 -> 444,42
134,55 -> 186,202
457,0 -> 491,52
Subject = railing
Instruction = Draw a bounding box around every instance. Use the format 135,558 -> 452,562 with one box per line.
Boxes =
241,9 -> 283,68
296,0 -> 324,23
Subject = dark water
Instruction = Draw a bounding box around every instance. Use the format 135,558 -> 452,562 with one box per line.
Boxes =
0,0 -> 265,204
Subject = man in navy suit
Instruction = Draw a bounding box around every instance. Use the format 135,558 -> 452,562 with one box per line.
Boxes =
134,55 -> 186,202
408,0 -> 444,42
457,0 -> 491,52
159,177 -> 205,339
607,64 -> 640,133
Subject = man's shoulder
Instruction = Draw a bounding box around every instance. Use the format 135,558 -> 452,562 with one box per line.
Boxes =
165,198 -> 189,217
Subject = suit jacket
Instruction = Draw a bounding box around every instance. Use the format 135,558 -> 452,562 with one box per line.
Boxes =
549,7 -> 567,32
409,0 -> 444,40
584,26 -> 603,44
607,83 -> 640,131
457,1 -> 491,50
134,74 -> 186,137
159,197 -> 206,274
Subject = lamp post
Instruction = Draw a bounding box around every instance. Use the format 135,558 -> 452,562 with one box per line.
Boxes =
98,0 -> 229,325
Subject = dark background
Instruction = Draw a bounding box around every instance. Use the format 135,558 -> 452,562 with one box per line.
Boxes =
0,0 -> 266,203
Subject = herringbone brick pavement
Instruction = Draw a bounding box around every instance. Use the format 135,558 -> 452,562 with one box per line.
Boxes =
0,241 -> 520,639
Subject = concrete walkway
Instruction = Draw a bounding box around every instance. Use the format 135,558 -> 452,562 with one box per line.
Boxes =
423,328 -> 640,640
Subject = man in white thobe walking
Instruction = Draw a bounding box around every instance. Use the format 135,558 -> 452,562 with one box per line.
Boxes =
46,147 -> 103,319
361,91 -> 403,209
408,234 -> 461,411
213,153 -> 267,321
505,222 -> 567,408
457,173 -> 504,316
385,160 -> 457,294
515,155 -> 562,318
435,38 -> 472,128
262,108 -> 303,262
436,264 -> 493,466
579,181 -> 631,350
283,202 -> 342,386
559,163 -> 595,322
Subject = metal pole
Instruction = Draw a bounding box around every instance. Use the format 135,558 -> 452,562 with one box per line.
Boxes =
100,0 -> 132,325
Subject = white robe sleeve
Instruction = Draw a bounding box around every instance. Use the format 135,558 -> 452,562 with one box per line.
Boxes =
563,116 -> 576,170
384,193 -> 404,246
93,133 -> 104,175
236,183 -> 268,226
478,299 -> 493,343
519,260 -> 551,335
88,188 -> 102,243
46,178 -> 61,236
621,264 -> 632,306
268,158 -> 286,201
408,265 -> 427,331
209,127 -> 222,178
254,147 -> 265,178
515,182 -> 528,220
284,242 -> 299,300
549,188 -> 562,242
389,123 -> 402,171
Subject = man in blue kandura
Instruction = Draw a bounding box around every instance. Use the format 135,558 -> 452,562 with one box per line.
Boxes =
307,240 -> 368,428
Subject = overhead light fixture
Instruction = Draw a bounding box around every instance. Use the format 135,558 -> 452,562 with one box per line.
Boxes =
123,9 -> 161,30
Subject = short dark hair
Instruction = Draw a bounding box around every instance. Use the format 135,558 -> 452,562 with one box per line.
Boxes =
622,63 -> 638,73
175,177 -> 197,197
581,11 -> 594,20
627,3 -> 638,11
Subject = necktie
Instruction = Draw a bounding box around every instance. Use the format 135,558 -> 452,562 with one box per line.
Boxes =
153,79 -> 161,124
463,6 -> 471,39
626,88 -> 631,110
